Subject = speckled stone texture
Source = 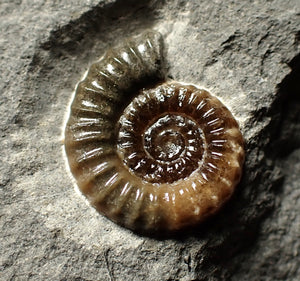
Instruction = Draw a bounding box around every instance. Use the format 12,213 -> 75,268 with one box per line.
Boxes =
0,0 -> 299,280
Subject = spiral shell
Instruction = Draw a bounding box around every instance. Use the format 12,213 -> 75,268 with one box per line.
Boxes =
64,30 -> 245,233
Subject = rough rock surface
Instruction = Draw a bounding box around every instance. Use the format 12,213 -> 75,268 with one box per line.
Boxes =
1,0 -> 299,280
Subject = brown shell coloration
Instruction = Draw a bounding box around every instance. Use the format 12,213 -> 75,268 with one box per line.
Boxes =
64,30 -> 245,233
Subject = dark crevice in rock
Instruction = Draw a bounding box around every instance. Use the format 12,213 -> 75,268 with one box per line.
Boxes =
39,0 -> 163,56
267,53 -> 300,158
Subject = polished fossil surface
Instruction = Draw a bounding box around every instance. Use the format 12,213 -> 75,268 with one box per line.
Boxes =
64,30 -> 244,233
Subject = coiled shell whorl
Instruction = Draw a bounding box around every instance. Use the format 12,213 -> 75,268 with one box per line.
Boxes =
64,30 -> 245,233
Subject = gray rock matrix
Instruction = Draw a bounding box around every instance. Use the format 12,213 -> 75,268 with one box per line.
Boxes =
0,0 -> 299,280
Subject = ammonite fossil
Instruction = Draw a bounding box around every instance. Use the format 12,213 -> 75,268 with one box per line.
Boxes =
64,30 -> 245,233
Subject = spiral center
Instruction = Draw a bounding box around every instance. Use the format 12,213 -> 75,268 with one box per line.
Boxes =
145,129 -> 185,162
118,109 -> 206,184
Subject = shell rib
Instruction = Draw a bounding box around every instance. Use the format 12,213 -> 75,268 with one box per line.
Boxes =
64,30 -> 245,233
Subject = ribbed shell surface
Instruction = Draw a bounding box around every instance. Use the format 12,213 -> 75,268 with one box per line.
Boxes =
64,31 -> 245,233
